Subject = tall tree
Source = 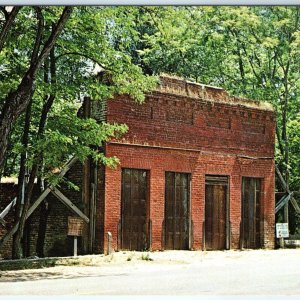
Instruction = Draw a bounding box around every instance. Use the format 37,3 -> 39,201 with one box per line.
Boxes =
0,6 -> 157,258
0,6 -> 73,172
138,5 -> 300,209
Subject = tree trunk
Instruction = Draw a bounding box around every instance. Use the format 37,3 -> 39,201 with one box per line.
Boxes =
0,6 -> 72,173
36,200 -> 51,257
281,63 -> 290,224
35,46 -> 56,257
12,98 -> 33,259
0,6 -> 21,52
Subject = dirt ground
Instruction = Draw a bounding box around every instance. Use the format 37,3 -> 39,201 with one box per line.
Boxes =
0,249 -> 300,295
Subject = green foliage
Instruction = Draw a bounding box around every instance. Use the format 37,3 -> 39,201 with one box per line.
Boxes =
140,252 -> 153,261
1,6 -> 157,187
1,6 -> 299,205
134,6 -> 300,194
121,6 -> 300,227
288,116 -> 300,190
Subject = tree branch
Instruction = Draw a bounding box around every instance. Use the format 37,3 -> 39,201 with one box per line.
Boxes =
276,123 -> 285,158
0,6 -> 21,52
29,6 -> 73,80
30,7 -> 44,64
55,51 -> 110,71
0,6 -> 9,20
0,6 -> 72,171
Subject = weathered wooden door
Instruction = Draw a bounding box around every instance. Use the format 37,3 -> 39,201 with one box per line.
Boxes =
165,172 -> 190,250
205,175 -> 228,250
241,177 -> 261,249
121,168 -> 149,251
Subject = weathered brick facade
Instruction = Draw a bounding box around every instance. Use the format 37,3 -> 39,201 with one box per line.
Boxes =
101,76 -> 275,252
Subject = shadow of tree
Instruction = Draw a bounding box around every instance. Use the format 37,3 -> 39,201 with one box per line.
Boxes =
0,270 -> 128,282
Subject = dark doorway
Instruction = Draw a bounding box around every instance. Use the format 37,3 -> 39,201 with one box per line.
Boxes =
121,168 -> 149,251
241,177 -> 261,249
165,172 -> 191,250
205,175 -> 228,250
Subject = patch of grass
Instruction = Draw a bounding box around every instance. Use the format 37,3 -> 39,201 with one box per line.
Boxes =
140,253 -> 153,261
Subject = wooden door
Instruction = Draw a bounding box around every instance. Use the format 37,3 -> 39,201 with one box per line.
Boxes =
165,172 -> 190,250
205,175 -> 228,250
121,168 -> 149,251
241,177 -> 261,249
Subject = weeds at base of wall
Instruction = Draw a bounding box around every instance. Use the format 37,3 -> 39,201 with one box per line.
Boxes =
0,251 -> 156,271
126,252 -> 153,262
127,253 -> 134,261
140,253 -> 153,261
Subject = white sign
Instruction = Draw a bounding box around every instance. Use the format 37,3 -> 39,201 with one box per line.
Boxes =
276,223 -> 289,238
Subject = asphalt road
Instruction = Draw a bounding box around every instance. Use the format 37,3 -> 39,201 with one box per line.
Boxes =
0,249 -> 300,295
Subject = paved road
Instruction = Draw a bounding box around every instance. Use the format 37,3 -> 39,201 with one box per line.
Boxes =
0,249 -> 300,295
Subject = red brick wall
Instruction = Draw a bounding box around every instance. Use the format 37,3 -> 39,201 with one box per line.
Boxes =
107,93 -> 275,158
103,144 -> 275,251
102,77 -> 276,252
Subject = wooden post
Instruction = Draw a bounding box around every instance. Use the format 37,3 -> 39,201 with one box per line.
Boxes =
202,221 -> 206,251
279,237 -> 284,249
107,232 -> 112,255
88,164 -> 97,253
52,188 -> 89,223
284,204 -> 289,223
74,236 -> 78,257
283,204 -> 289,249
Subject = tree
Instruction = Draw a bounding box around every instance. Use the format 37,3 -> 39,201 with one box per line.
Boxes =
0,6 -> 157,258
116,6 -> 300,233
136,6 -> 300,228
0,6 -> 73,171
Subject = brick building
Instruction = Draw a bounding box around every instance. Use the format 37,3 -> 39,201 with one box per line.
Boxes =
99,75 -> 276,252
0,75 -> 275,258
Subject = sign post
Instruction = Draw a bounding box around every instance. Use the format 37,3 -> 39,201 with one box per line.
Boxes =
68,216 -> 84,256
276,223 -> 289,248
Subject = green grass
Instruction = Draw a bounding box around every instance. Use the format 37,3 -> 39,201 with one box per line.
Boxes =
140,253 -> 153,261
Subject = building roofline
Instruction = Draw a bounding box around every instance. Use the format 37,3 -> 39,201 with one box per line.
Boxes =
155,74 -> 274,112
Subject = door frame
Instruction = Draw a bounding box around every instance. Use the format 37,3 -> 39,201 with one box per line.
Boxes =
204,175 -> 230,250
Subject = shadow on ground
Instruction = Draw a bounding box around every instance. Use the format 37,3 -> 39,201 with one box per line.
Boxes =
0,270 -> 128,282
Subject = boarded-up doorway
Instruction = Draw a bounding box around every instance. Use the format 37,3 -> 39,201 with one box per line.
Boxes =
121,168 -> 149,251
205,175 -> 229,250
165,172 -> 191,250
241,177 -> 261,249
